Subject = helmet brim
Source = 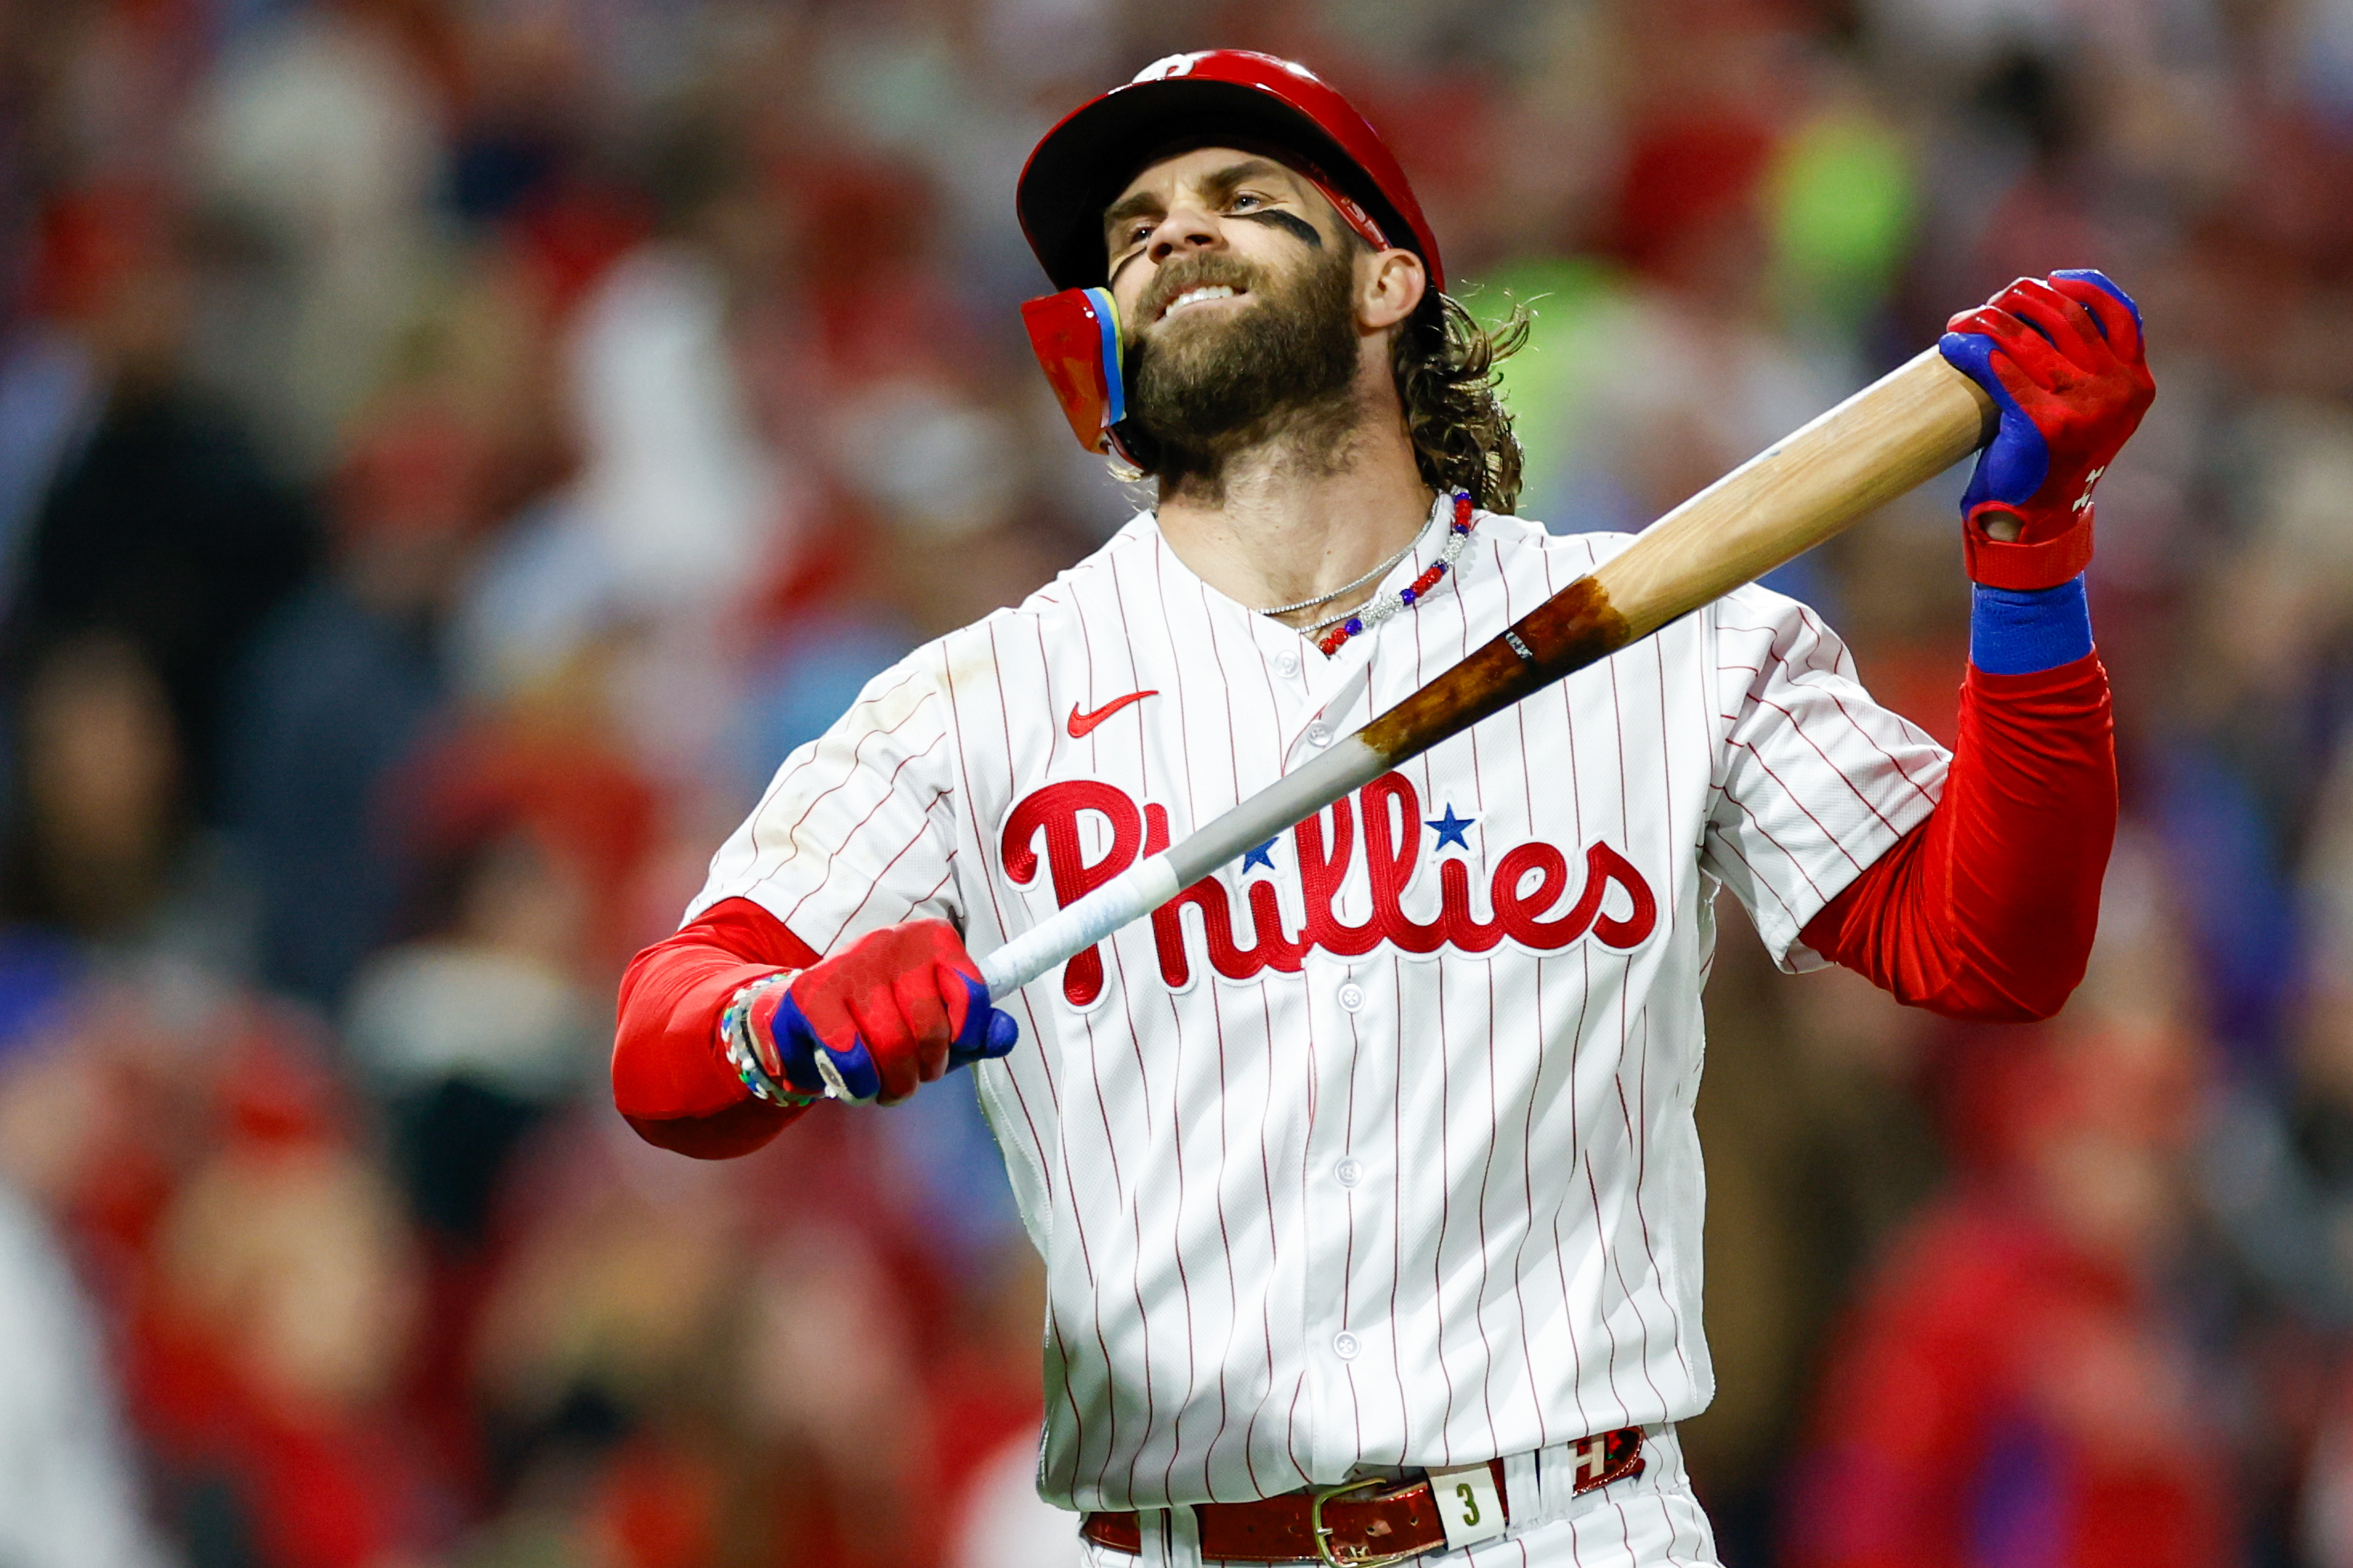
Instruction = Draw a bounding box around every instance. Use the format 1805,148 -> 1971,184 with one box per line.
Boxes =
1016,75 -> 1435,294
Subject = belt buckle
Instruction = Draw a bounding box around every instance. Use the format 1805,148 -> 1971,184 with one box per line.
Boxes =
1309,1477 -> 1424,1567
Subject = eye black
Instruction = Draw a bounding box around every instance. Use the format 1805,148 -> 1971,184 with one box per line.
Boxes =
1231,208 -> 1323,249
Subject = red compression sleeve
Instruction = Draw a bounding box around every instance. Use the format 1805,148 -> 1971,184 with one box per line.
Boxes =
611,897 -> 824,1159
1797,653 -> 2116,1022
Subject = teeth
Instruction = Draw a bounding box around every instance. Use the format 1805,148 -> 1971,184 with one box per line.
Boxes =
1165,284 -> 1238,316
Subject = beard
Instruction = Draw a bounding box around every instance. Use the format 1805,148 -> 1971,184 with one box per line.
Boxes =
1122,243 -> 1363,493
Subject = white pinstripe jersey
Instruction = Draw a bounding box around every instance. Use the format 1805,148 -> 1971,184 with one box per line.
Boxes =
688,500 -> 1948,1512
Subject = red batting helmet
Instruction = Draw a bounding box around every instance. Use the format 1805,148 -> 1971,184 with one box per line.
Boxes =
1015,50 -> 1445,296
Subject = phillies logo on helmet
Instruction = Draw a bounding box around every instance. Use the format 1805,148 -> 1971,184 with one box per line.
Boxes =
1132,52 -> 1204,81
1003,773 -> 1657,1008
1131,51 -> 1322,86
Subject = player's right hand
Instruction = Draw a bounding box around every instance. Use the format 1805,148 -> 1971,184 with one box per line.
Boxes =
747,919 -> 1019,1106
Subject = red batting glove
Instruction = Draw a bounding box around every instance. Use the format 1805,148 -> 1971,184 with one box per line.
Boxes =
1936,270 -> 2156,590
741,919 -> 1019,1106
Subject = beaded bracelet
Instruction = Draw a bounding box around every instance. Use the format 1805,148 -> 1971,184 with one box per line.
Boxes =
720,972 -> 822,1106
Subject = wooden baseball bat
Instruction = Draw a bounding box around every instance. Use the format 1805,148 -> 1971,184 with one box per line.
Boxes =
976,347 -> 1999,1001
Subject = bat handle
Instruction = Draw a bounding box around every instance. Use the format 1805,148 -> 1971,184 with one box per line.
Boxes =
977,736 -> 1390,999
979,856 -> 1181,999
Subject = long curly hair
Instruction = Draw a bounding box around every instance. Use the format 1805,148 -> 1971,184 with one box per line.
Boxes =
1393,290 -> 1529,515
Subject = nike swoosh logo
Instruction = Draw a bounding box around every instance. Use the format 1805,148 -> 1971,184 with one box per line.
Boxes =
1068,689 -> 1158,739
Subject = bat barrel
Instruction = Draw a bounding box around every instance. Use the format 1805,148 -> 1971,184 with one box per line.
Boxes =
1590,348 -> 1996,640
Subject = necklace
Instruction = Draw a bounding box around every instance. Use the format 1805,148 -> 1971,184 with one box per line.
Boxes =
1255,531 -> 1425,619
1309,491 -> 1475,655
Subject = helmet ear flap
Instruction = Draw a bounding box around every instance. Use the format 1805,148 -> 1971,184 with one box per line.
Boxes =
1023,287 -> 1141,470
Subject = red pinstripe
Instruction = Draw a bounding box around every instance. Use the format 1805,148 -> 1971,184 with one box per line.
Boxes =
1495,542 -> 1557,1452
1705,808 -> 1806,924
781,736 -> 946,933
1014,611 -> 1129,1492
949,642 -> 1092,1477
741,688 -> 936,888
1598,647 -> 1672,1420
803,800 -> 944,946
1753,694 -> 1907,834
1723,737 -> 1864,874
1057,566 -> 1167,1500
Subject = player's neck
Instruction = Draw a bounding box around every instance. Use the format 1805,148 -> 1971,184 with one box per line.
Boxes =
1152,389 -> 1435,634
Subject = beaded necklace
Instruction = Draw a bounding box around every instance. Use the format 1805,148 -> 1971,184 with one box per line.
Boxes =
1306,490 -> 1475,655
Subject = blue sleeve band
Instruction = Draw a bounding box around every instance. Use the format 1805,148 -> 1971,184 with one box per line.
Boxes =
1969,575 -> 2093,675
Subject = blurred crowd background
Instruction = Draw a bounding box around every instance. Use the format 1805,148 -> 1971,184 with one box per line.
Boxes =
0,0 -> 2350,1565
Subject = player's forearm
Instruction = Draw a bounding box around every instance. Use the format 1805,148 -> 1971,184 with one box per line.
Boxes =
1802,582 -> 2116,1021
611,899 -> 821,1158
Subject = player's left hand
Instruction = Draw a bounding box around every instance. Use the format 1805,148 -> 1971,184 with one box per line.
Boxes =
746,919 -> 1019,1106
1938,270 -> 2155,591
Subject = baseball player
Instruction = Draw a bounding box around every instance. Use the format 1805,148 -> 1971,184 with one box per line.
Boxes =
612,51 -> 2149,1566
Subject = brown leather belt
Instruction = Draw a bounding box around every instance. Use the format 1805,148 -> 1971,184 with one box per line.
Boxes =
1080,1427 -> 1645,1564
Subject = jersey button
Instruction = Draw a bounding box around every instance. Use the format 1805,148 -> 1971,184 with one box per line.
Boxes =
1274,649 -> 1300,677
1338,982 -> 1365,1012
1333,1332 -> 1361,1360
1334,1158 -> 1362,1187
1305,722 -> 1332,748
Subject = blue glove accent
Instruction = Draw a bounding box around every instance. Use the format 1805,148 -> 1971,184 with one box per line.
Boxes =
948,971 -> 1022,1070
1937,327 -> 2048,515
819,1038 -> 884,1102
762,973 -> 1019,1102
757,989 -> 825,1094
1970,575 -> 2093,675
762,990 -> 885,1101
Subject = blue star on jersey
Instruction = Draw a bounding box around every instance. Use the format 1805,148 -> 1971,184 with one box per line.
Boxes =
1242,837 -> 1278,872
1427,804 -> 1475,851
